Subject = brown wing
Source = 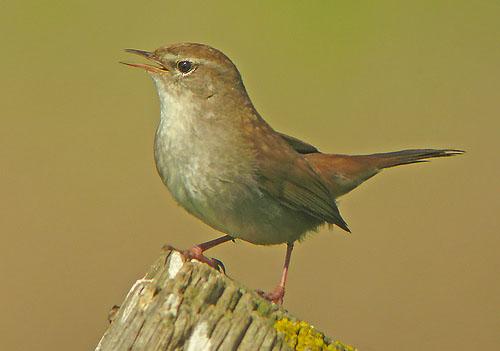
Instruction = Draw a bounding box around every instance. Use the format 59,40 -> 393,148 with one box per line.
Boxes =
254,128 -> 350,232
304,153 -> 380,198
277,132 -> 320,154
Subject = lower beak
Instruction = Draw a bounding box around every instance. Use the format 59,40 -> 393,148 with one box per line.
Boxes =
120,49 -> 169,73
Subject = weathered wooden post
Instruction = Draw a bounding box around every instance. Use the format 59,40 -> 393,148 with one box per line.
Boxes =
95,250 -> 356,351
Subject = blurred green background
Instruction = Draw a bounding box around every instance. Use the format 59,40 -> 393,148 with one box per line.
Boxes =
1,1 -> 498,350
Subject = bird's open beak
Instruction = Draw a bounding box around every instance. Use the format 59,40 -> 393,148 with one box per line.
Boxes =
120,49 -> 169,73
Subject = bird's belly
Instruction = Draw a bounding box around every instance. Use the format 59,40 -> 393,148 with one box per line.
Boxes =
154,116 -> 322,245
224,195 -> 323,245
156,149 -> 320,245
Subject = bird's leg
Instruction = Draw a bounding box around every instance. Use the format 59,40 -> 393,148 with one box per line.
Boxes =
164,235 -> 233,273
257,242 -> 294,304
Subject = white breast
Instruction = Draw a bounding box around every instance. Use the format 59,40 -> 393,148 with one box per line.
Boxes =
152,79 -> 260,234
149,77 -> 317,245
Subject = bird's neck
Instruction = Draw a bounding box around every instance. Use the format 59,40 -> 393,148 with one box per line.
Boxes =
154,86 -> 251,153
152,82 -> 259,199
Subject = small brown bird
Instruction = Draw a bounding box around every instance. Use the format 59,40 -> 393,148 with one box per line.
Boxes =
122,43 -> 463,304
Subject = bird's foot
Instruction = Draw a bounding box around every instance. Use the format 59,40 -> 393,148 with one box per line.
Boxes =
256,286 -> 285,305
163,244 -> 226,273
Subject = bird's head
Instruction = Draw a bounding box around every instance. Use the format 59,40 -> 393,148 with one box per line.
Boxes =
122,43 -> 247,101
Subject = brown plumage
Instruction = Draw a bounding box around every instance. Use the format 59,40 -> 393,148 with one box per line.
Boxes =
301,146 -> 464,200
123,42 -> 464,304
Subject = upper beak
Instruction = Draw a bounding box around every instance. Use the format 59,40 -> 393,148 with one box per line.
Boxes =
120,49 -> 169,73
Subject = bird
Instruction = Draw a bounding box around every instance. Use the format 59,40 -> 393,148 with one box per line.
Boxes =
121,42 -> 463,304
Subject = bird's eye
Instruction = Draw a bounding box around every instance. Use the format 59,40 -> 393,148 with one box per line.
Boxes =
177,60 -> 193,74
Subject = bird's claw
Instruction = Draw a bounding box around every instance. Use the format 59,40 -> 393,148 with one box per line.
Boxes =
256,286 -> 285,305
162,244 -> 226,273
209,257 -> 226,274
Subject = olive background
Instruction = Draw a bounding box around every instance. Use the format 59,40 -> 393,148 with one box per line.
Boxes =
1,1 -> 498,350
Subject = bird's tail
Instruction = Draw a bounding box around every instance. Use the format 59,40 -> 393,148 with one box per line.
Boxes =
368,149 -> 465,169
304,148 -> 464,199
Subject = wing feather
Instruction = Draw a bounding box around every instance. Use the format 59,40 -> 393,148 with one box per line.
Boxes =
277,132 -> 320,154
255,130 -> 350,232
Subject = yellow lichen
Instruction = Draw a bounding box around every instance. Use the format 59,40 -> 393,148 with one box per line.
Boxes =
274,318 -> 356,351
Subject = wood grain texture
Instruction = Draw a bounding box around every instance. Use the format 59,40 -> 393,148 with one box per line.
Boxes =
95,250 -> 355,351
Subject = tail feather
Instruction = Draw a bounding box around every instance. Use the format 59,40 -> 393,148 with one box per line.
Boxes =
304,148 -> 464,199
369,149 -> 465,169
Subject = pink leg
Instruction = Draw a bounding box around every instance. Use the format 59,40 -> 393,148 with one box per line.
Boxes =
195,235 -> 233,251
165,235 -> 233,272
258,242 -> 294,304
